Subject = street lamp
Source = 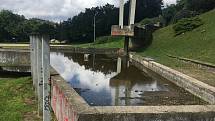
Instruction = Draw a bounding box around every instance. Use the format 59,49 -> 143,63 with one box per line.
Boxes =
93,12 -> 98,43
94,14 -> 96,43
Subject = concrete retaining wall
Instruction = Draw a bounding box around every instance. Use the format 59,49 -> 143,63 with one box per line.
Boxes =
51,47 -> 124,55
129,53 -> 215,104
50,68 -> 215,121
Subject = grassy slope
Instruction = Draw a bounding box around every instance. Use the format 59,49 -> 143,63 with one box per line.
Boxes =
72,36 -> 124,48
0,77 -> 40,121
140,9 -> 215,64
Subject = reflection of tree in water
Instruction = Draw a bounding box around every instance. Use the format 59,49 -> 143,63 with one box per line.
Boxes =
63,53 -> 117,74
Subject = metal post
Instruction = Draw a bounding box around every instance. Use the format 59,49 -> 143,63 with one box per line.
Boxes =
42,35 -> 51,121
30,36 -> 35,86
36,35 -> 43,115
94,15 -> 96,43
125,0 -> 137,55
30,34 -> 51,120
30,35 -> 38,94
128,0 -> 136,25
119,0 -> 124,29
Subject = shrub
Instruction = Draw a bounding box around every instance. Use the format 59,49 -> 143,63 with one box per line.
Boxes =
173,10 -> 199,23
173,17 -> 203,36
139,16 -> 163,26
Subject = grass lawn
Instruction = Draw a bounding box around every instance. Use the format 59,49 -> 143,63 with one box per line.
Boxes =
0,76 -> 41,121
71,36 -> 124,48
139,9 -> 215,65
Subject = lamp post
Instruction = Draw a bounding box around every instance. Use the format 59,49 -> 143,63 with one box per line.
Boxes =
94,14 -> 96,43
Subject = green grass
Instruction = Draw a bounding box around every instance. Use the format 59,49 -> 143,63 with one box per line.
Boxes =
72,36 -> 124,48
139,9 -> 215,65
0,77 -> 40,121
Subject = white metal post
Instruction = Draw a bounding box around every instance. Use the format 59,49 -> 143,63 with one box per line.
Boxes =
119,0 -> 124,29
30,36 -> 35,86
36,35 -> 43,115
42,35 -> 51,121
30,34 -> 51,120
125,0 -> 137,55
94,15 -> 96,43
128,0 -> 137,25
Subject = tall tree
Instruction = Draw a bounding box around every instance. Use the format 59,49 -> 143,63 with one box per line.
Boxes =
124,0 -> 163,24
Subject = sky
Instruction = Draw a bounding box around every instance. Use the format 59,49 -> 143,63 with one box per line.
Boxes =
0,0 -> 176,22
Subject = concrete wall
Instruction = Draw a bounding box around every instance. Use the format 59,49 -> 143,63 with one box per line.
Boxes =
129,53 -> 215,104
50,68 -> 215,121
51,47 -> 124,55
0,49 -> 30,66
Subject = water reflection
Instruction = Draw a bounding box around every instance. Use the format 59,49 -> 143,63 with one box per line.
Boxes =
0,50 -> 207,106
51,52 -> 117,92
51,52 -> 178,106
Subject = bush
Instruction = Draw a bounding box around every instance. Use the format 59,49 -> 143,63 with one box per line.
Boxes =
173,10 -> 199,23
173,17 -> 203,36
139,16 -> 163,26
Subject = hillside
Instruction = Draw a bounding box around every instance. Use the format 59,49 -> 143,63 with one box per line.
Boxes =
140,9 -> 215,64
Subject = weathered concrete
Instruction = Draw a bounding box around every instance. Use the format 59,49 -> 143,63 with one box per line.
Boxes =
167,54 -> 215,71
129,53 -> 215,104
111,25 -> 134,36
0,49 -> 30,66
52,47 -> 124,55
50,67 -> 215,121
41,35 -> 51,120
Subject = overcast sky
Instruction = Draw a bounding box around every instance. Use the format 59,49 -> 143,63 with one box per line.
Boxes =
0,0 -> 176,22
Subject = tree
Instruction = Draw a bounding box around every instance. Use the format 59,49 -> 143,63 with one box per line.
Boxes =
185,0 -> 215,13
162,4 -> 178,25
124,0 -> 163,24
0,10 -> 26,42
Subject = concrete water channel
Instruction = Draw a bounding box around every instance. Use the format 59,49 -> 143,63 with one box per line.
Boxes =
0,48 -> 215,121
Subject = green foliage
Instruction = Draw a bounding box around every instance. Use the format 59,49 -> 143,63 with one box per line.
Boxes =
0,10 -> 26,41
173,10 -> 198,23
61,0 -> 163,43
0,10 -> 56,42
139,17 -> 162,26
173,17 -> 203,35
185,0 -> 215,13
124,0 -> 163,24
162,4 -> 178,26
162,0 -> 215,26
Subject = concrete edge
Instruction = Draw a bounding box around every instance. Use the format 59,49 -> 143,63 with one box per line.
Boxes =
50,68 -> 97,114
129,53 -> 215,104
94,105 -> 215,114
51,68 -> 215,115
